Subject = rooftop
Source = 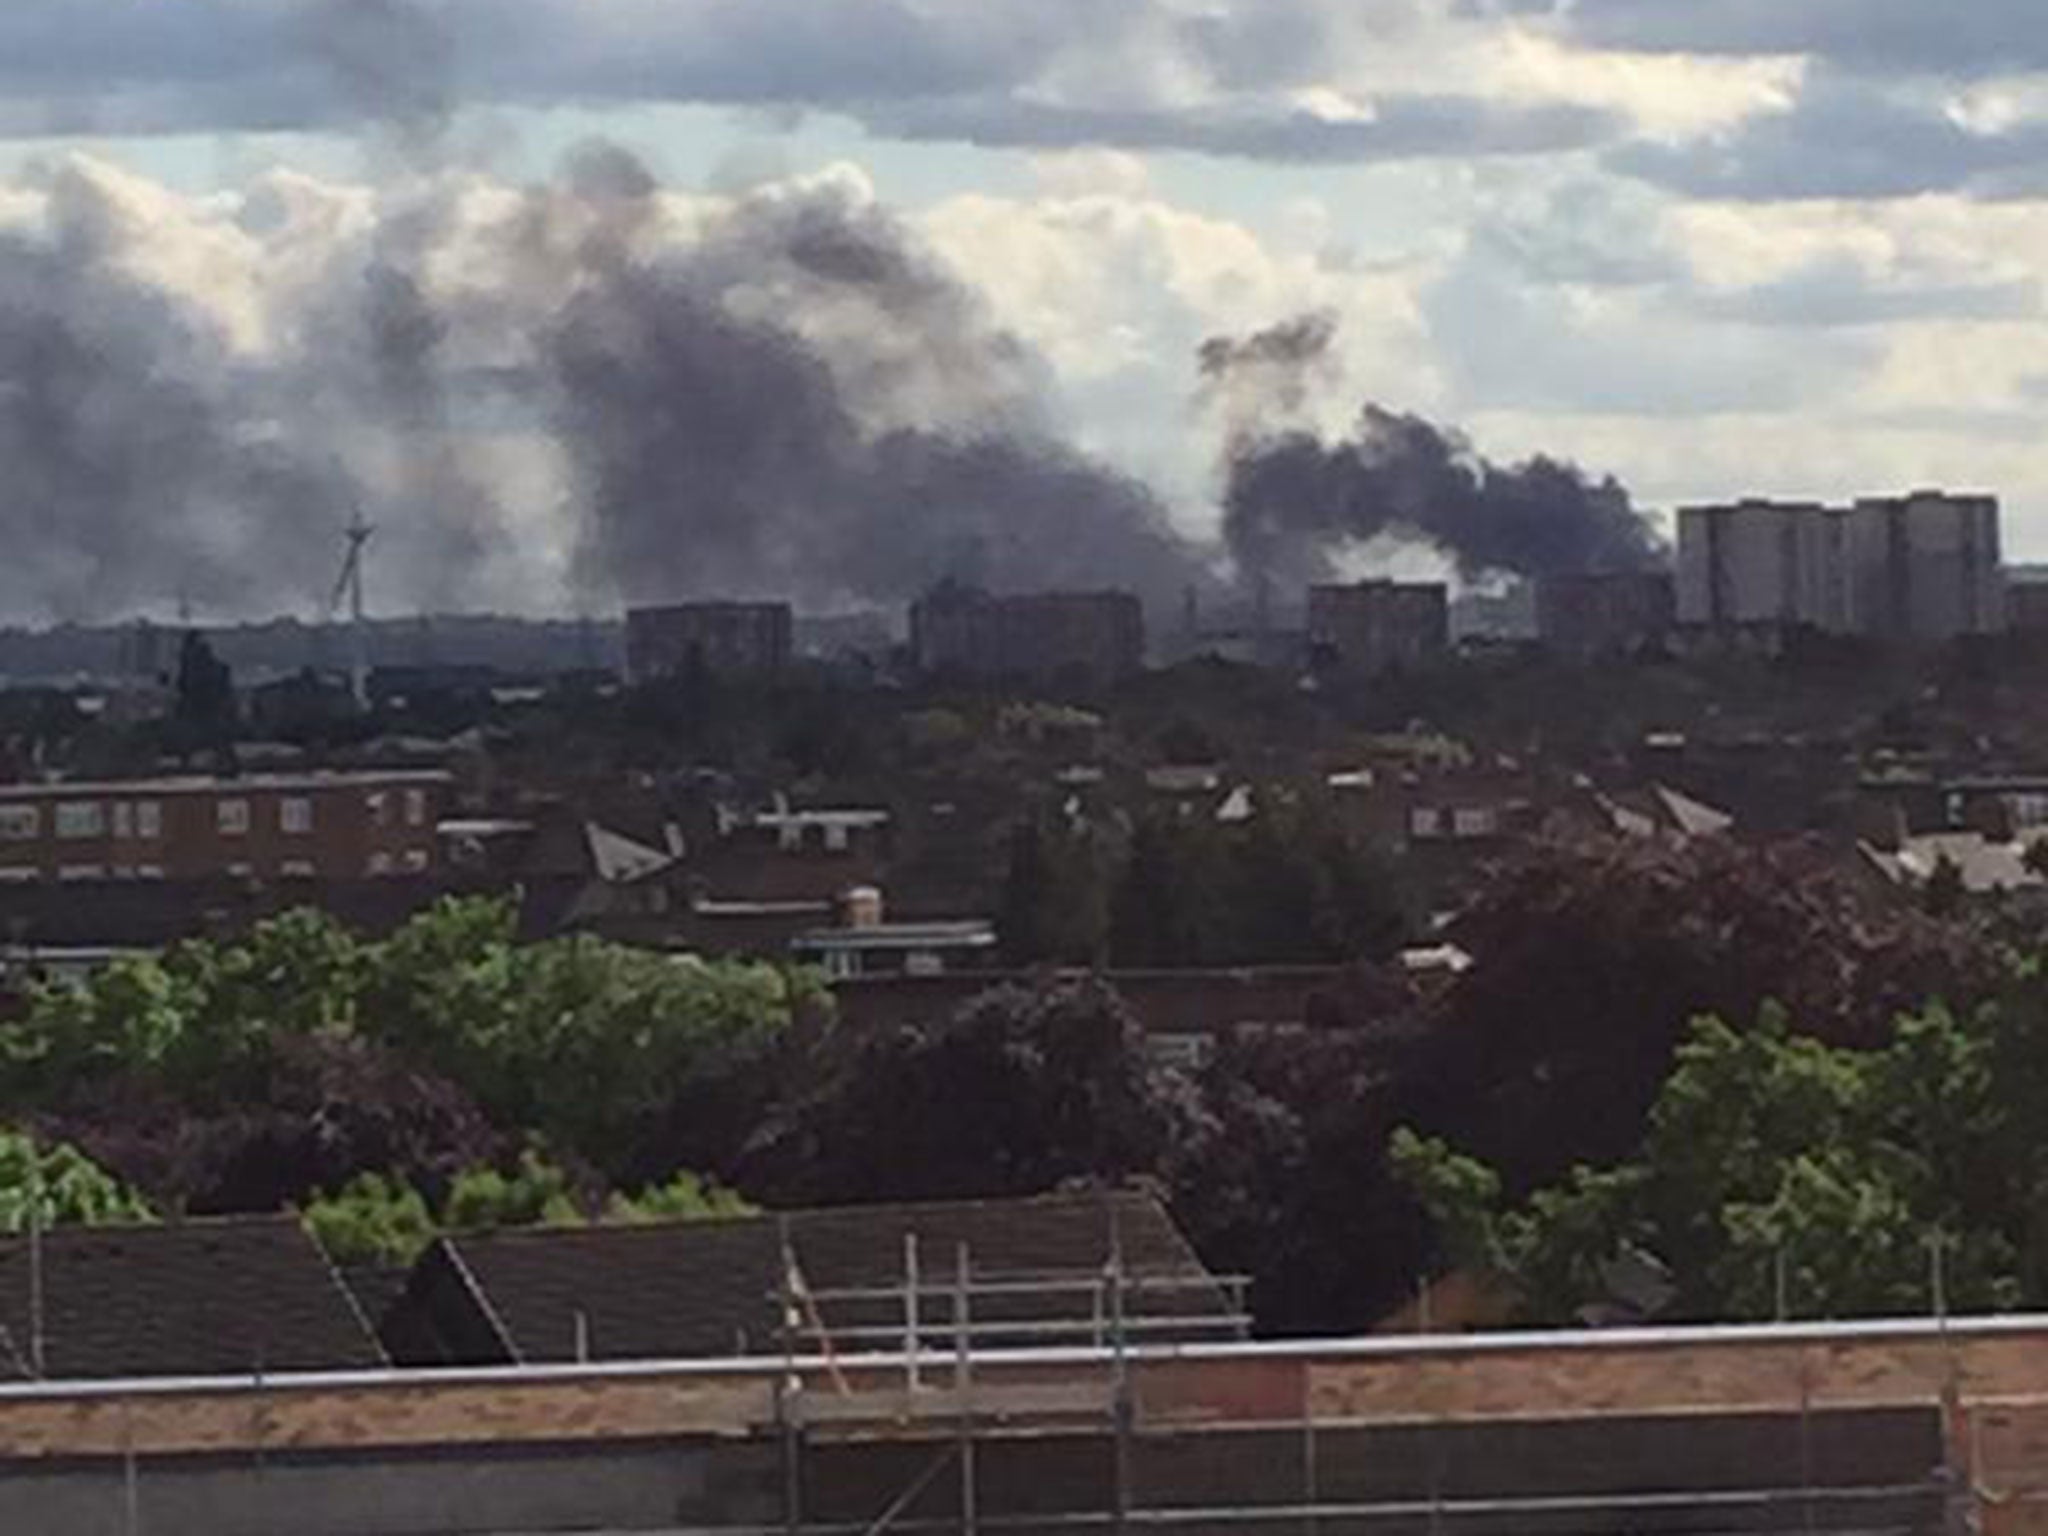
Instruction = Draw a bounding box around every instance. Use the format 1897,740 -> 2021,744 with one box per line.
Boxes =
0,1216 -> 385,1381
389,1190 -> 1222,1368
791,921 -> 997,953
0,770 -> 453,802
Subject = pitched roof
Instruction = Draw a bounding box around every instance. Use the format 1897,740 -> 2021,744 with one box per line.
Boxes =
403,1190 -> 1223,1367
0,1217 -> 386,1381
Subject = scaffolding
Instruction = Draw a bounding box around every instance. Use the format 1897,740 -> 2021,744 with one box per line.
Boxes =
764,1236 -> 1966,1536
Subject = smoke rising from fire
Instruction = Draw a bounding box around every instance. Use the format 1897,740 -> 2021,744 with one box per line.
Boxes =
1204,312 -> 1664,585
0,142 -> 1657,624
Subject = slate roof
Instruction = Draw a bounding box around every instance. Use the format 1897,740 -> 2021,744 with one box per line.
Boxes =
0,1216 -> 387,1381
395,1190 -> 1226,1367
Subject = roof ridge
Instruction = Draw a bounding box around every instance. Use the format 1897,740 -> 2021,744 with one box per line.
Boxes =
451,1188 -> 1163,1246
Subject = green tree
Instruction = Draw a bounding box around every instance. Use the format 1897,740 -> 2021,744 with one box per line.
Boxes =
2,897 -> 814,1204
360,898 -> 817,1177
301,1172 -> 437,1267
304,1160 -> 749,1267
1394,1003 -> 2020,1325
0,1131 -> 152,1233
607,1170 -> 755,1224
443,1150 -> 584,1233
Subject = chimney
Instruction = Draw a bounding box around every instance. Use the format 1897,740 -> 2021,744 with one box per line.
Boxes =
838,885 -> 885,929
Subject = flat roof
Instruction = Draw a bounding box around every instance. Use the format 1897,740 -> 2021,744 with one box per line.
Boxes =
792,923 -> 996,952
0,771 -> 454,801
4,1307 -> 2047,1399
753,809 -> 891,826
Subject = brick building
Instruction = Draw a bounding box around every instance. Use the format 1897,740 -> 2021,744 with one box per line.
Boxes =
910,584 -> 1146,684
625,602 -> 794,683
0,771 -> 451,885
1306,581 -> 1450,673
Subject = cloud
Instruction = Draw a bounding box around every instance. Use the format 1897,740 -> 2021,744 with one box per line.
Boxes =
865,95 -> 1617,162
1561,0 -> 2048,77
1690,256 -> 2041,328
0,0 -> 1644,164
1612,71 -> 2048,201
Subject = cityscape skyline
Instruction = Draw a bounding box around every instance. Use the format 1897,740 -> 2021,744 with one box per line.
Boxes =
4,3 -> 2048,620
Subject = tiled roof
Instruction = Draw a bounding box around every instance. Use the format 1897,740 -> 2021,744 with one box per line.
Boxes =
420,1190 -> 1222,1366
0,1216 -> 386,1381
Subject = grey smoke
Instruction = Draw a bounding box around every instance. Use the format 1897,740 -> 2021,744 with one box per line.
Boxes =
0,163 -> 352,620
538,150 -> 1209,611
1198,308 -> 1341,433
0,140 -> 1211,623
1209,314 -> 1663,582
2,135 -> 1659,628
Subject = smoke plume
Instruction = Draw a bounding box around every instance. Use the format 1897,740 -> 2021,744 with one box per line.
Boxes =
1210,315 -> 1663,583
1197,308 -> 1341,434
0,163 -> 355,620
537,152 -> 1206,613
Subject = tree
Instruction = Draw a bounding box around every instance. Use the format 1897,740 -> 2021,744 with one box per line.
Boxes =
748,980 -> 1192,1205
355,899 -> 818,1179
607,1170 -> 754,1224
1168,1024 -> 1428,1336
1108,816 -> 1229,967
303,1158 -> 751,1267
443,1149 -> 585,1233
1394,836 -> 2000,1188
45,1031 -> 503,1217
1,898 -> 813,1210
1393,1002 -> 2021,1325
1226,795 -> 1408,964
173,631 -> 236,743
301,1172 -> 436,1267
996,815 -> 1107,966
0,1131 -> 152,1233
1924,854 -> 1967,917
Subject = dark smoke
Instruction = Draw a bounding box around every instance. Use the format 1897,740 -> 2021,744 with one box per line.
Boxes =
538,151 -> 1207,613
1198,307 -> 1340,427
0,163 -> 352,620
1209,315 -> 1663,583
0,137 -> 1211,623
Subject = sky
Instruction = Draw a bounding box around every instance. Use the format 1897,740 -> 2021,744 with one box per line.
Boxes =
3,0 -> 2048,619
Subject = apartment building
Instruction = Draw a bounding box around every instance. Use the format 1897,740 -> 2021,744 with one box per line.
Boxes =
0,771 -> 452,885
1535,572 -> 1676,656
910,584 -> 1146,684
1848,491 -> 2005,642
1306,581 -> 1451,673
625,602 -> 794,684
1678,491 -> 2005,642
